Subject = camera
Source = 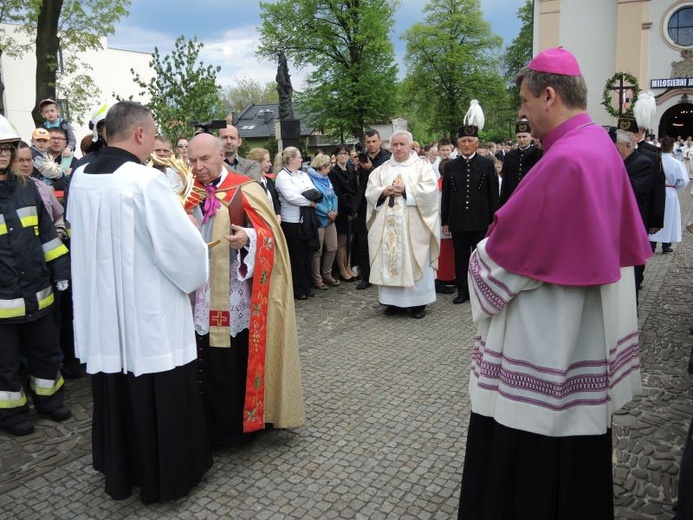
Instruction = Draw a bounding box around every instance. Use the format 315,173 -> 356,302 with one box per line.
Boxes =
357,151 -> 369,163
193,120 -> 228,134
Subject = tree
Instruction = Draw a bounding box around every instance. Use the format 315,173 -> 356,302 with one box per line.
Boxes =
220,78 -> 278,118
400,0 -> 507,141
27,0 -> 130,125
502,0 -> 533,106
257,0 -> 399,143
0,1 -> 35,116
131,36 -> 223,139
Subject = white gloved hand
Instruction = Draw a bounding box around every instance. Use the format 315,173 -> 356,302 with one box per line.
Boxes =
56,280 -> 69,291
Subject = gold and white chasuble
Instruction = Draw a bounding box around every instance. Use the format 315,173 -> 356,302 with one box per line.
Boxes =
365,153 -> 440,304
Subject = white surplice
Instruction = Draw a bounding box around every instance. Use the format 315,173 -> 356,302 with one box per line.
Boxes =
467,238 -> 642,437
68,162 -> 209,376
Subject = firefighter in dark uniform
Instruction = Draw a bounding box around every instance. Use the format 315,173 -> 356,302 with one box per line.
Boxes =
499,120 -> 543,206
441,123 -> 499,304
0,115 -> 71,436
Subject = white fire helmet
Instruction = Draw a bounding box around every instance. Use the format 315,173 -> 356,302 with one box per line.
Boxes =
0,114 -> 21,146
89,98 -> 117,142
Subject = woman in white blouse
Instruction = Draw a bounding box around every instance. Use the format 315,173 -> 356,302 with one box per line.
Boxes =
275,147 -> 317,300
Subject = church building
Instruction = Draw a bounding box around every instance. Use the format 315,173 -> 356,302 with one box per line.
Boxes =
534,0 -> 693,138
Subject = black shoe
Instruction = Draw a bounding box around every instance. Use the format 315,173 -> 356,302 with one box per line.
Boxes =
453,293 -> 469,304
384,305 -> 402,316
662,248 -> 673,253
307,290 -> 315,297
2,421 -> 35,436
436,283 -> 456,294
412,308 -> 426,319
356,281 -> 371,290
48,406 -> 72,423
296,294 -> 309,301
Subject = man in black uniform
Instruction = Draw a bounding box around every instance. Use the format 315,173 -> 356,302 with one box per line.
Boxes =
352,129 -> 391,290
441,125 -> 499,304
632,91 -> 665,232
499,120 -> 543,205
613,118 -> 661,296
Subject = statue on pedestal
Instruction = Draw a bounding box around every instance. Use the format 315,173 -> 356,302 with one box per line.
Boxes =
277,51 -> 294,120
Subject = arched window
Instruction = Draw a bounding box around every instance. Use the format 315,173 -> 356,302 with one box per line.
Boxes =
668,6 -> 693,47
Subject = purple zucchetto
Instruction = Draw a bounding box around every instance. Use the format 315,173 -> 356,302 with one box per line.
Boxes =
528,47 -> 582,77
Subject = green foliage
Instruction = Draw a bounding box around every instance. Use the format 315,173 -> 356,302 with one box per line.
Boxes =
257,0 -> 399,143
22,0 -> 130,52
220,78 -> 279,118
131,36 -> 223,140
502,0 -> 533,106
400,0 -> 507,141
26,0 -> 131,125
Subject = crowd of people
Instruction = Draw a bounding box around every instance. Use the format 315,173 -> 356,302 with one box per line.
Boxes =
1,46 -> 691,518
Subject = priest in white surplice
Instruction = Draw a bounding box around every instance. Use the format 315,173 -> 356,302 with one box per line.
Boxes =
365,131 -> 440,319
68,101 -> 211,503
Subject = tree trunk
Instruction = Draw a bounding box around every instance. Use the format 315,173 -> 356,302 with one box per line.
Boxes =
32,0 -> 63,127
0,49 -> 5,117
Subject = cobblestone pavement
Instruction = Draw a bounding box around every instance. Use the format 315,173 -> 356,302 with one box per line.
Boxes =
1,195 -> 693,519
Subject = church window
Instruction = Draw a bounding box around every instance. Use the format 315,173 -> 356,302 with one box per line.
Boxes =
668,6 -> 693,47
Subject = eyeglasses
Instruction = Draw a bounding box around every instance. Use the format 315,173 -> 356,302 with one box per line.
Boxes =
0,146 -> 14,155
50,137 -> 66,141
177,144 -> 188,148
16,158 -> 32,163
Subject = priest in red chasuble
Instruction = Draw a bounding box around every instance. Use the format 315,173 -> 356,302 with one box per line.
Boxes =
186,132 -> 304,445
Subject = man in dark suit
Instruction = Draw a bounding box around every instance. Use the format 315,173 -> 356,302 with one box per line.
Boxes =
352,129 -> 391,290
441,125 -> 499,304
499,120 -> 543,206
614,119 -> 661,295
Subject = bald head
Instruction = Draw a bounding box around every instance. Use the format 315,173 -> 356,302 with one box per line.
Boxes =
189,132 -> 225,185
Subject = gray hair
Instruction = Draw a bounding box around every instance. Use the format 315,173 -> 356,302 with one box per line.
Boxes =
615,129 -> 636,148
515,67 -> 588,110
390,130 -> 413,143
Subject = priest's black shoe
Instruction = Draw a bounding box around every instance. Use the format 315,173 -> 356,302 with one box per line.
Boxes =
384,305 -> 403,316
47,406 -> 72,422
662,247 -> 673,253
453,293 -> 469,304
295,294 -> 309,301
356,280 -> 371,290
412,307 -> 426,319
2,421 -> 35,436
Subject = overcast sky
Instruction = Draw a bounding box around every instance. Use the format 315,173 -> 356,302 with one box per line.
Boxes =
109,0 -> 526,90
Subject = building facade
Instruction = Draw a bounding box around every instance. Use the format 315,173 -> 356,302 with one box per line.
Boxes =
535,0 -> 693,137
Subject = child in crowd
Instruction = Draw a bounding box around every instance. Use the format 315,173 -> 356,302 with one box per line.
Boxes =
39,98 -> 76,155
30,127 -> 68,191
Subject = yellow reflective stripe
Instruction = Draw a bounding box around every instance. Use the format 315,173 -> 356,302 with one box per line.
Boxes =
0,297 -> 25,318
0,389 -> 26,408
30,374 -> 64,396
43,239 -> 68,262
0,214 -> 5,235
17,206 -> 38,228
37,287 -> 54,310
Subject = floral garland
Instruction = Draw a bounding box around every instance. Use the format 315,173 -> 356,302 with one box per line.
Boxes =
601,72 -> 640,118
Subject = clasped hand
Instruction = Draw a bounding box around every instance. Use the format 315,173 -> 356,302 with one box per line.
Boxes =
384,181 -> 404,197
225,224 -> 250,249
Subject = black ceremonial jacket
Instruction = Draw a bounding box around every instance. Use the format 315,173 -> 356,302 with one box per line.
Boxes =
441,154 -> 499,233
499,144 -> 543,205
